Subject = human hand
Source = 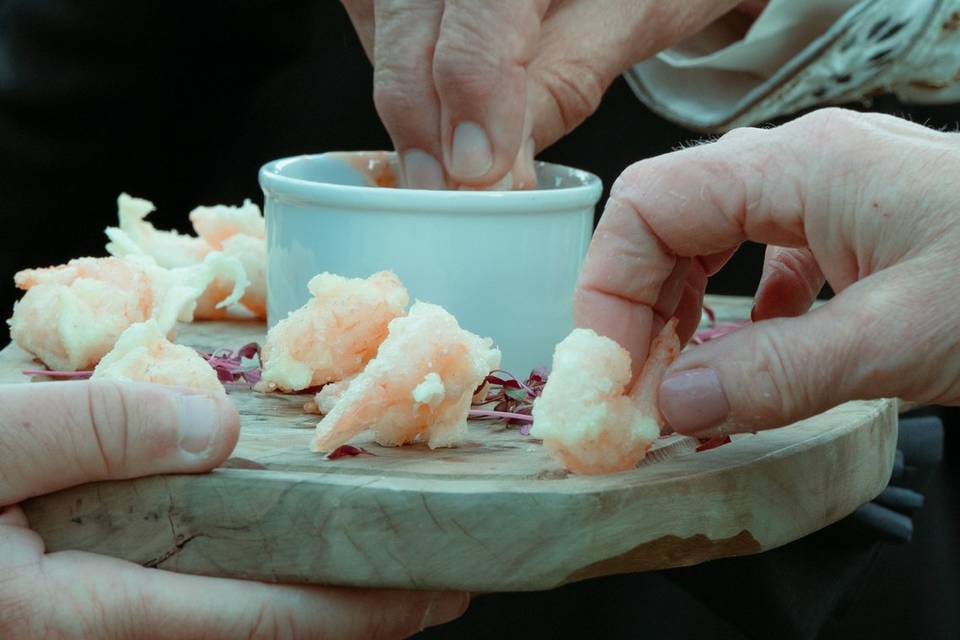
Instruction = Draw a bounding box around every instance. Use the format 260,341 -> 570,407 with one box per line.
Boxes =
341,0 -> 742,189
0,381 -> 467,639
574,108 -> 960,436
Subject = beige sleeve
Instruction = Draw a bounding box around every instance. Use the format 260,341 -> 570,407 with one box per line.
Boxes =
625,0 -> 960,132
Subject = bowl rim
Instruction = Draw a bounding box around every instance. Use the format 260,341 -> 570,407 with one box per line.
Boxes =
259,151 -> 603,213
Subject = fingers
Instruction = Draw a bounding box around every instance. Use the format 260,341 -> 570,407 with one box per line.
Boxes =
29,550 -> 468,640
752,246 -> 824,321
434,0 -> 548,185
0,381 -> 239,506
575,118 -> 835,365
341,0 -> 375,60
372,0 -> 447,189
576,108 -> 960,432
526,0 -> 743,150
659,279 -> 877,435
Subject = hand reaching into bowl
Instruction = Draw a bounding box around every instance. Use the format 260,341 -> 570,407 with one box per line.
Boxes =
0,381 -> 467,639
574,108 -> 960,436
341,0 -> 743,189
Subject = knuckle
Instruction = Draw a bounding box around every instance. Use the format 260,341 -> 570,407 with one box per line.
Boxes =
80,381 -> 131,477
372,69 -> 422,122
792,107 -> 863,147
432,38 -> 502,98
747,328 -> 811,425
534,61 -> 606,134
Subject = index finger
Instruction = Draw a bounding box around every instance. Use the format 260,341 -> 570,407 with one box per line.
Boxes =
573,124 -> 814,366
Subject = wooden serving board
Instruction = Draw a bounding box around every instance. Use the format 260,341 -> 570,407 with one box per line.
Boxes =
2,296 -> 897,592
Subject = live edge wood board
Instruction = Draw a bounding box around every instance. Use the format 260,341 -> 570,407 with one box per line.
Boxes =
2,296 -> 897,592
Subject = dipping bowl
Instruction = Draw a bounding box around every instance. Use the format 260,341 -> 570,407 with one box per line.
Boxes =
259,151 -> 601,373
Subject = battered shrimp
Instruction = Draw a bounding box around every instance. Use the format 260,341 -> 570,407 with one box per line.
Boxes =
311,301 -> 501,453
219,234 -> 267,318
105,193 -> 211,268
189,200 -> 265,248
305,376 -> 354,414
188,200 -> 267,317
92,320 -> 225,394
258,271 -> 408,392
8,254 -> 246,371
530,319 -> 680,475
105,193 -> 267,318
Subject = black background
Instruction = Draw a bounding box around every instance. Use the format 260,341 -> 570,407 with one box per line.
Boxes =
0,2 -> 957,638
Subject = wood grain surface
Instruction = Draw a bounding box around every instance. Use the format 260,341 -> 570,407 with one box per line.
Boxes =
3,296 -> 898,591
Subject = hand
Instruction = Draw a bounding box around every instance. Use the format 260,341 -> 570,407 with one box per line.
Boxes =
574,108 -> 960,436
341,0 -> 742,189
0,381 -> 467,639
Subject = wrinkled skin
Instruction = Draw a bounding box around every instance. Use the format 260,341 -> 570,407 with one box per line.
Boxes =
574,108 -> 960,436
341,0 -> 743,188
0,381 -> 467,639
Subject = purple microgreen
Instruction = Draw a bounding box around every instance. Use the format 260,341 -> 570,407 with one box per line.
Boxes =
504,386 -> 530,402
696,435 -> 732,452
326,444 -> 375,460
195,342 -> 263,387
691,321 -> 749,346
470,367 -> 549,431
237,343 -> 260,360
467,409 -> 534,423
488,369 -> 537,396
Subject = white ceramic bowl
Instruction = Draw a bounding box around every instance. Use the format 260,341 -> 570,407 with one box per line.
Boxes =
259,151 -> 602,373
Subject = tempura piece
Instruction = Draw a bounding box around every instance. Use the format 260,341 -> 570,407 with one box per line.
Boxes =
92,320 -> 225,394
8,254 -> 246,371
305,376 -> 354,414
189,199 -> 265,248
219,234 -> 266,318
106,194 -> 211,268
258,271 -> 408,392
188,200 -> 267,317
530,319 -> 680,475
105,193 -> 267,318
311,301 -> 501,452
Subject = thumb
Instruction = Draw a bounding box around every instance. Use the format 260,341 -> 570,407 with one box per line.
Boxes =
0,381 -> 239,505
658,282 -> 882,435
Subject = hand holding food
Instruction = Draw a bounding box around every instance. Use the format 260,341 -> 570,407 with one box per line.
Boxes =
341,0 -> 741,189
0,380 -> 467,639
574,108 -> 960,436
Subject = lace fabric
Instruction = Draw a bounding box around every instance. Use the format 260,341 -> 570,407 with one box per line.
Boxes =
626,0 -> 960,132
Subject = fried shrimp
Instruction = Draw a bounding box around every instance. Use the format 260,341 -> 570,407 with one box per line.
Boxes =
530,319 -> 680,475
8,254 -> 246,371
258,271 -> 408,392
311,301 -> 501,453
106,193 -> 266,318
92,320 -> 225,394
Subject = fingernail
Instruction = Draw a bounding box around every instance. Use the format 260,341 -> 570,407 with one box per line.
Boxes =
659,368 -> 730,435
750,305 -> 758,322
401,149 -> 446,190
422,592 -> 470,629
450,121 -> 493,179
177,394 -> 220,454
